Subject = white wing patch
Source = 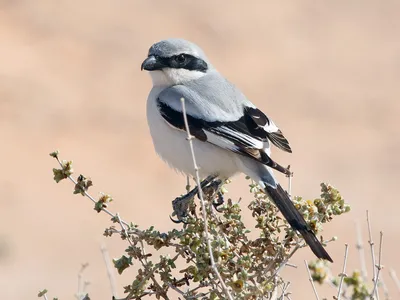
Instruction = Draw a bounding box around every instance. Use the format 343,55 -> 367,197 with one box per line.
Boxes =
204,131 -> 241,152
263,120 -> 280,133
210,126 -> 264,149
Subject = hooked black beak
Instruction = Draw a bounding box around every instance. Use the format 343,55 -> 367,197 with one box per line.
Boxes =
141,55 -> 165,71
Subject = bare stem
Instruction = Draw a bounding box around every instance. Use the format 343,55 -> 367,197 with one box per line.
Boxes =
279,281 -> 291,300
367,211 -> 379,300
266,244 -> 302,284
116,213 -> 134,247
337,243 -> 349,300
180,97 -> 233,300
371,232 -> 384,299
304,260 -> 320,300
167,283 -> 186,297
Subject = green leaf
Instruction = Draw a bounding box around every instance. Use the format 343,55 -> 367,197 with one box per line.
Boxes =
49,150 -> 59,158
52,160 -> 73,183
113,255 -> 133,274
73,174 -> 93,195
38,289 -> 48,297
52,168 -> 67,183
82,294 -> 90,300
94,193 -> 113,213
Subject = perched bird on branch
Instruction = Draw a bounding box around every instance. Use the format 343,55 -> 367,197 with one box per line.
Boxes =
142,38 -> 332,262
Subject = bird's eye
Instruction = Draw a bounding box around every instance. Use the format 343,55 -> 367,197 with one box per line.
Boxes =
174,54 -> 186,64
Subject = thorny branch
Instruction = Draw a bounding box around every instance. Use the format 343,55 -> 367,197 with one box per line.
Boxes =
49,148 -> 350,299
308,212 -> 393,300
305,260 -> 320,300
336,244 -> 349,300
367,210 -> 379,300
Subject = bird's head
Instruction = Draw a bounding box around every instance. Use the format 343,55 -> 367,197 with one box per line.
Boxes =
141,39 -> 212,87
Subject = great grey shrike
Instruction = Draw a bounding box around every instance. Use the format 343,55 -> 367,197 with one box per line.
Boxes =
142,38 -> 332,262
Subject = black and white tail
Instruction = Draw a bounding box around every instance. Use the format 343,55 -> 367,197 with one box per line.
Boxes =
264,184 -> 333,262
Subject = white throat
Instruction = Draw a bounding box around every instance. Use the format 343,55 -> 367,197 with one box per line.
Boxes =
149,68 -> 207,87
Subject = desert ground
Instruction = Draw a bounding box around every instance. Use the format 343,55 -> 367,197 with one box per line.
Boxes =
1,1 -> 400,299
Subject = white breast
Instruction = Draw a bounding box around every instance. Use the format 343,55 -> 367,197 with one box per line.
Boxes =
146,87 -> 240,179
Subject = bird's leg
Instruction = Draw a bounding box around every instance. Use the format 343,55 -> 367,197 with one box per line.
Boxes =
170,175 -> 217,223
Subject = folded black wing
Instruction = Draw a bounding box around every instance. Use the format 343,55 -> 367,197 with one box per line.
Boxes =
157,99 -> 291,175
244,107 -> 292,153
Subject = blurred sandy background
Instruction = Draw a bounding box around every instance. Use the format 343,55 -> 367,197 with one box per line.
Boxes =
1,1 -> 400,299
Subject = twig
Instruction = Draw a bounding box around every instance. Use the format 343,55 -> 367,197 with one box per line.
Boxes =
279,281 -> 291,300
285,263 -> 298,269
355,220 -> 368,281
371,232 -> 384,299
117,215 -> 169,300
324,266 -> 350,300
389,269 -> 400,293
115,213 -> 134,246
186,282 -> 208,297
337,244 -> 349,300
266,244 -> 301,284
55,157 -> 177,297
100,244 -> 118,298
167,283 -> 186,297
180,97 -> 233,300
304,260 -> 320,300
327,275 -> 350,300
270,276 -> 279,300
54,156 -> 174,298
55,157 -> 131,228
367,211 -> 379,300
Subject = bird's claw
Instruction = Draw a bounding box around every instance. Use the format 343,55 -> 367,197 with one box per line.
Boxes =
212,192 -> 225,212
170,176 -> 224,223
171,193 -> 195,224
169,214 -> 188,224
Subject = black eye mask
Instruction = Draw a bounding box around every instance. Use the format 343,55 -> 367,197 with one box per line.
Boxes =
158,54 -> 208,72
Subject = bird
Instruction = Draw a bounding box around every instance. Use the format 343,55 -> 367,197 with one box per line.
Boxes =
141,38 -> 332,262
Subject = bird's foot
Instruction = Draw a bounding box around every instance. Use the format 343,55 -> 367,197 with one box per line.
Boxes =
170,188 -> 198,224
212,192 -> 225,212
170,175 -> 218,223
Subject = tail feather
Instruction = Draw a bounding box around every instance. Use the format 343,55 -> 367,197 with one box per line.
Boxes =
264,183 -> 333,262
